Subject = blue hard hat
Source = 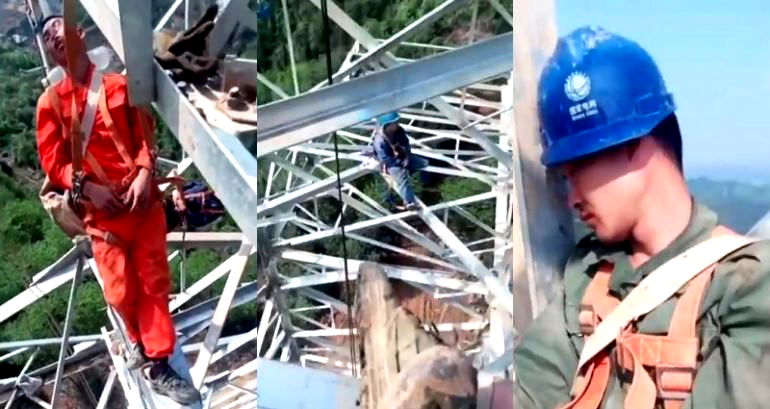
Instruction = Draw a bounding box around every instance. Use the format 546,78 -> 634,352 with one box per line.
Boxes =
377,112 -> 400,126
538,26 -> 676,167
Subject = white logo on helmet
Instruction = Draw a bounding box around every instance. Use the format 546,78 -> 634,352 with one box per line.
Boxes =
564,72 -> 591,102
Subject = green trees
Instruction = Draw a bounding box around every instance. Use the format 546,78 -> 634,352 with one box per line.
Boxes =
257,0 -> 512,103
0,42 -> 43,169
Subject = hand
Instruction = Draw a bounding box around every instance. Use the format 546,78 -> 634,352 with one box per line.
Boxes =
172,188 -> 187,212
84,181 -> 125,216
123,168 -> 153,212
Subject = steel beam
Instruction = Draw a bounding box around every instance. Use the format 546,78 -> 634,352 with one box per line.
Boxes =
256,164 -> 375,216
209,0 -> 258,57
303,0 -> 513,169
50,247 -> 84,409
256,33 -> 513,157
166,232 -> 246,248
170,249 -> 255,311
280,251 -> 488,295
155,0 -> 186,31
268,156 -> 447,259
3,349 -> 38,409
274,191 -> 497,247
154,60 -> 264,253
173,282 -> 259,331
117,0 -> 154,104
296,288 -> 348,313
510,0 -> 573,329
0,335 -> 102,351
191,243 -> 252,388
95,370 -> 117,409
79,0 -> 123,60
487,0 -> 514,26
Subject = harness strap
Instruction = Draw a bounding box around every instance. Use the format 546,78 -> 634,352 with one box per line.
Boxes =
614,267 -> 709,409
578,263 -> 618,335
564,263 -> 616,409
560,225 -> 752,409
98,88 -> 136,172
567,353 -> 612,409
85,226 -> 124,247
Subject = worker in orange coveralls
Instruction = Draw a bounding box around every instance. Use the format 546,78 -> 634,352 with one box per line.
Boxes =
35,13 -> 199,405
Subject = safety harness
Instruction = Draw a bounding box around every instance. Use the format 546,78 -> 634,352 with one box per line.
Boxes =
559,226 -> 756,409
41,69 -> 183,246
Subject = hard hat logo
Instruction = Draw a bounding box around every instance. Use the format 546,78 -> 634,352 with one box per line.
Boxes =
538,26 -> 676,167
564,72 -> 591,102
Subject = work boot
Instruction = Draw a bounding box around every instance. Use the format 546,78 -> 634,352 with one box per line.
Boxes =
143,360 -> 201,405
396,202 -> 420,212
125,343 -> 147,370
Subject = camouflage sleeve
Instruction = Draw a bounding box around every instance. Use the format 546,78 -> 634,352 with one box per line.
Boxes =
513,290 -> 579,409
689,240 -> 770,408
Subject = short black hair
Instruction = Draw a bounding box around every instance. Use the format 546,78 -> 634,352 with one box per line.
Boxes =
40,15 -> 63,32
383,122 -> 404,140
649,113 -> 683,171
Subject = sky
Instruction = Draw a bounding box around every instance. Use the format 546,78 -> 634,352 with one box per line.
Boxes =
556,0 -> 770,182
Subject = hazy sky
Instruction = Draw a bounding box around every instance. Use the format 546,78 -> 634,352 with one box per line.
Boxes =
556,0 -> 770,182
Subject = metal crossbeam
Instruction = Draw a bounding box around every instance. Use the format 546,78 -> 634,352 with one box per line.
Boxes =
256,33 -> 513,157
328,0 -> 472,84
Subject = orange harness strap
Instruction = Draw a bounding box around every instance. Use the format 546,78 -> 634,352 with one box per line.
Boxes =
563,263 -> 617,409
560,226 -> 738,409
98,89 -> 136,172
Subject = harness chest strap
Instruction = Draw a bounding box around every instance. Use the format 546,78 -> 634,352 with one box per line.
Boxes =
560,226 -> 757,409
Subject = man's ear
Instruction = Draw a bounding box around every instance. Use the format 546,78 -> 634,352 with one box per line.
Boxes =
624,138 -> 642,162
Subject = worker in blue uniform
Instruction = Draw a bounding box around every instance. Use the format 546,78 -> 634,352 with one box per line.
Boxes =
372,113 -> 431,211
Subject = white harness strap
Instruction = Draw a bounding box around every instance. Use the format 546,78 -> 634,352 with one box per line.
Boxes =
80,69 -> 104,153
577,234 -> 757,369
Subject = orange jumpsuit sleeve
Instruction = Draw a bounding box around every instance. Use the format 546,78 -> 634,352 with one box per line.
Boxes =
36,91 -> 74,190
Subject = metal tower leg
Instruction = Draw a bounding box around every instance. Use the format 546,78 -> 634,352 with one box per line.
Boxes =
50,239 -> 87,408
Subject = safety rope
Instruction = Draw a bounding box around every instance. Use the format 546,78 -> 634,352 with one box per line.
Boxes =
321,0 -> 358,378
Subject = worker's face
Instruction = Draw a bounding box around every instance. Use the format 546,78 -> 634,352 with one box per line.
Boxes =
561,143 -> 645,244
42,17 -> 83,68
42,17 -> 67,67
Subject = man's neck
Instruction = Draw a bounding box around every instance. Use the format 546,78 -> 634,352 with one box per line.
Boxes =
628,171 -> 692,269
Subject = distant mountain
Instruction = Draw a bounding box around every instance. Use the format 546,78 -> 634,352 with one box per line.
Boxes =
688,177 -> 770,233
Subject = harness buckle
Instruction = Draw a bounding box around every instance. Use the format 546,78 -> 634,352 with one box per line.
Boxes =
578,304 -> 597,335
655,364 -> 695,400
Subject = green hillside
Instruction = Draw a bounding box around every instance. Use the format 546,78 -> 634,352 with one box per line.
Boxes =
689,177 -> 770,233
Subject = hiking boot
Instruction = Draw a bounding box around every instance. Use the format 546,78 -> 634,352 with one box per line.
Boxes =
125,343 -> 147,370
405,202 -> 420,211
143,360 -> 201,405
395,202 -> 420,212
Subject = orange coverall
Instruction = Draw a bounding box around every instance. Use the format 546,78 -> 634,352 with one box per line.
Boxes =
36,66 -> 176,359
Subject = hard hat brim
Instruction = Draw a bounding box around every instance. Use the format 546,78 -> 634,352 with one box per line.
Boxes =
379,118 -> 400,126
541,110 -> 671,168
